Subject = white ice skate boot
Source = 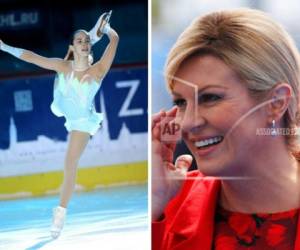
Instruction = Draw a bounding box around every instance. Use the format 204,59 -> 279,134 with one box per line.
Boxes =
50,206 -> 66,239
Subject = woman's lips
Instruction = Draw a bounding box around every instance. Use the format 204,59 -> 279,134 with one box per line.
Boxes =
193,136 -> 224,157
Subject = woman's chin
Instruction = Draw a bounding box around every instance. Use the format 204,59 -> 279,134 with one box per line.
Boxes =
195,158 -> 230,177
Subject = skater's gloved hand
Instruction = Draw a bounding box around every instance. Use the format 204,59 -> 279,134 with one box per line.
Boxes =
0,40 -> 24,58
99,21 -> 111,35
97,11 -> 112,36
89,10 -> 112,45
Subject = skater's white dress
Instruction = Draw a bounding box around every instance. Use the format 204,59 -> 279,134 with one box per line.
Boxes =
50,64 -> 103,135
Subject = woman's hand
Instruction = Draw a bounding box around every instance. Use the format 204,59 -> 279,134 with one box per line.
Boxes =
98,21 -> 106,37
152,106 -> 193,221
97,11 -> 112,37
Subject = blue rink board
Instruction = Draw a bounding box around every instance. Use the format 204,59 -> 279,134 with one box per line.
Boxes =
0,184 -> 148,250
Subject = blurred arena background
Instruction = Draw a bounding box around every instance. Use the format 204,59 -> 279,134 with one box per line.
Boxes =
152,0 -> 300,169
0,0 -> 148,199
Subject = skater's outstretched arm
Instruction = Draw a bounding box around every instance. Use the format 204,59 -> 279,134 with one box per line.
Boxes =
0,39 -> 68,73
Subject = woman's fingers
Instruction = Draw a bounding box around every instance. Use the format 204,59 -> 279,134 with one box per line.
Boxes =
152,106 -> 177,124
152,106 -> 180,175
166,106 -> 177,117
164,161 -> 176,171
152,106 -> 178,131
174,154 -> 193,172
161,143 -> 175,163
152,109 -> 166,129
152,118 -> 162,141
152,109 -> 167,141
152,119 -> 177,151
152,106 -> 180,160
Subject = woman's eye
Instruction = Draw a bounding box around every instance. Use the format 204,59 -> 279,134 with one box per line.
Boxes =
173,99 -> 186,107
198,94 -> 222,103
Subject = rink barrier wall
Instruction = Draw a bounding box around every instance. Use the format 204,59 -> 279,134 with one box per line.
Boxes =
0,161 -> 147,200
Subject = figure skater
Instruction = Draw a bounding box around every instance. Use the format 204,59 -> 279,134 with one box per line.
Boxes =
0,11 -> 119,239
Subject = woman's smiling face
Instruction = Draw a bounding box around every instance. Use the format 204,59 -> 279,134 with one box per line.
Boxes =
172,55 -> 268,177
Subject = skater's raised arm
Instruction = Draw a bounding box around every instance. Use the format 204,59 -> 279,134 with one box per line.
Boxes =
0,39 -> 68,73
89,21 -> 119,81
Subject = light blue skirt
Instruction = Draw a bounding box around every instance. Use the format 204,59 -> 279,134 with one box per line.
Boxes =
50,92 -> 103,136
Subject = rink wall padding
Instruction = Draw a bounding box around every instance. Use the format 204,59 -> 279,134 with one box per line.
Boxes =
0,161 -> 147,200
0,67 -> 148,200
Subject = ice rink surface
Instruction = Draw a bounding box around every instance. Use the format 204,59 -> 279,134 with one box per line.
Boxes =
0,184 -> 148,250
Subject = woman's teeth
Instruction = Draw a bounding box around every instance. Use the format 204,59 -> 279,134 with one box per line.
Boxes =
194,136 -> 223,148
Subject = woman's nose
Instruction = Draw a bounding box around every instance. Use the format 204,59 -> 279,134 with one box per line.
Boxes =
180,104 -> 206,133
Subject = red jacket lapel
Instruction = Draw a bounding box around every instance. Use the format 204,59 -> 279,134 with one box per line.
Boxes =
164,171 -> 220,249
294,210 -> 300,250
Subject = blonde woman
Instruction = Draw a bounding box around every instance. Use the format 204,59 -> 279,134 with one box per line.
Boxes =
152,8 -> 300,249
0,11 -> 119,238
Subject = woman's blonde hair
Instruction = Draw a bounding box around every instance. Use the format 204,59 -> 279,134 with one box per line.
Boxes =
165,8 -> 300,155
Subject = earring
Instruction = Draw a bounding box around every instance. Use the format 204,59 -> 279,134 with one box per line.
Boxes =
271,119 -> 277,137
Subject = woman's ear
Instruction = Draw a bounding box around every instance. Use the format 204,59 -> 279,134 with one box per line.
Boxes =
267,83 -> 292,124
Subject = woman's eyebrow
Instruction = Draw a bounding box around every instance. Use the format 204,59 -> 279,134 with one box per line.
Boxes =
171,85 -> 228,97
171,91 -> 182,97
76,38 -> 90,41
197,85 -> 228,93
